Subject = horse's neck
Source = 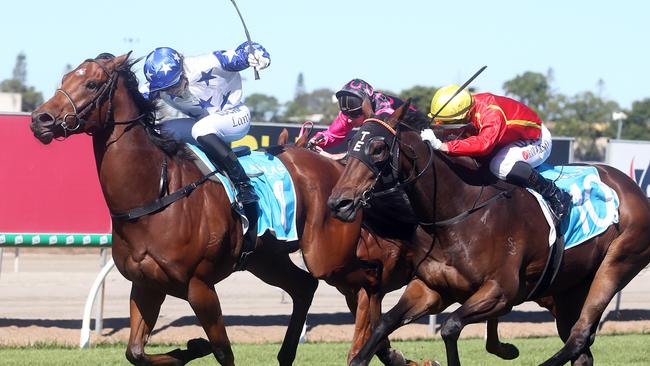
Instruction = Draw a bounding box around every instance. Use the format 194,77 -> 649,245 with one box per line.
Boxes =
408,141 -> 487,225
92,90 -> 164,213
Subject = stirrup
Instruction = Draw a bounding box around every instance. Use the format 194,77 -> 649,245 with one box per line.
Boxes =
235,182 -> 259,204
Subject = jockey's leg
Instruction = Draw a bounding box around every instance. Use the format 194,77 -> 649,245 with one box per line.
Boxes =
192,107 -> 259,255
507,161 -> 572,222
196,133 -> 258,204
490,125 -> 571,223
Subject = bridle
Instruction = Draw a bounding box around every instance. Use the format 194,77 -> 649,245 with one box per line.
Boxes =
351,118 -> 434,207
350,117 -> 512,227
53,58 -> 143,137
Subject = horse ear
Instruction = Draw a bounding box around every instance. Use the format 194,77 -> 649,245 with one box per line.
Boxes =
386,99 -> 411,128
361,98 -> 374,118
295,128 -> 310,147
109,53 -> 131,69
277,128 -> 289,145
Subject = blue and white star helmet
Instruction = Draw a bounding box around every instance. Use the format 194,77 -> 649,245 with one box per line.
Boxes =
144,47 -> 183,92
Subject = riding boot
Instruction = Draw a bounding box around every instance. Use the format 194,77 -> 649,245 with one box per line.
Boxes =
197,134 -> 259,268
506,161 -> 573,223
196,133 -> 259,205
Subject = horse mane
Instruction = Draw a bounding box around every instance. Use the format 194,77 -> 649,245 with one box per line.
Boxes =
394,110 -> 498,187
116,58 -> 188,158
399,109 -> 431,132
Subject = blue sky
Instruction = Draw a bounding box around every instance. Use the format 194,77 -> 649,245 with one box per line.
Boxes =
2,0 -> 648,110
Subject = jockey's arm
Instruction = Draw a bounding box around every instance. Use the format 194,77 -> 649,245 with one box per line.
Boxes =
311,112 -> 362,148
445,115 -> 504,157
213,42 -> 270,72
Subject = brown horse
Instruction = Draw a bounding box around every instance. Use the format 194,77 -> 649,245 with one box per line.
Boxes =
29,53 -> 432,365
328,100 -> 650,366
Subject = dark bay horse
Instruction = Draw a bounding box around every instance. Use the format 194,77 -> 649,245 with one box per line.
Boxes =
29,53 -> 432,365
328,100 -> 650,366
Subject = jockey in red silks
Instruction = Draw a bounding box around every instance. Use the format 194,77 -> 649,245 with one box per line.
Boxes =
420,85 -> 572,223
309,79 -> 414,157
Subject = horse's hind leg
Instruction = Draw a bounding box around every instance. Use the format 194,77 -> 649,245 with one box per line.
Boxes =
549,284 -> 594,366
539,232 -> 650,366
187,279 -> 235,366
351,279 -> 450,366
246,250 -> 318,366
126,284 -> 209,365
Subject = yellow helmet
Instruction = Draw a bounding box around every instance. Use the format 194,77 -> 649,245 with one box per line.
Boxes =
429,84 -> 473,122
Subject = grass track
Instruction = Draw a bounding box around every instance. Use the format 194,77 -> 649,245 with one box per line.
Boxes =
0,333 -> 648,365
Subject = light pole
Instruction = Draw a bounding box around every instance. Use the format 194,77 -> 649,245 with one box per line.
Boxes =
612,111 -> 627,140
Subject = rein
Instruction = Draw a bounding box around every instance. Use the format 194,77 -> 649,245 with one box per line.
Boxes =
357,118 -> 512,226
358,119 -> 433,206
57,58 -> 218,221
55,59 -> 145,137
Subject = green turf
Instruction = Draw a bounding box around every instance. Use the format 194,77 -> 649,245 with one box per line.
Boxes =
0,333 -> 648,365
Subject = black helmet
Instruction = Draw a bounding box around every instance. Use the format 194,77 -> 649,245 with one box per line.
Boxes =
335,79 -> 375,117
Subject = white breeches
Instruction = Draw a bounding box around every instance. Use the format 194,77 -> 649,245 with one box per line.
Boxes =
159,105 -> 251,144
489,125 -> 552,179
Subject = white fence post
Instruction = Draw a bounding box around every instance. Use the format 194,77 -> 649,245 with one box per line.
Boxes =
80,257 -> 115,348
94,248 -> 109,335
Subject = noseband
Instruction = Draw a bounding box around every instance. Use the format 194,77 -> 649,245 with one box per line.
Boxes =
54,59 -> 120,137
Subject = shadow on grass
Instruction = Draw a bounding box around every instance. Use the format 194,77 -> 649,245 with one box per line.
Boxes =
0,309 -> 647,337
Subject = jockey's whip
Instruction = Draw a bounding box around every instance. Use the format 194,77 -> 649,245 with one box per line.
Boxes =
429,65 -> 487,123
229,0 -> 260,80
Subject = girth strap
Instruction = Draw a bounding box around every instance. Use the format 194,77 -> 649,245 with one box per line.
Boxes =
526,233 -> 565,300
111,170 -> 219,221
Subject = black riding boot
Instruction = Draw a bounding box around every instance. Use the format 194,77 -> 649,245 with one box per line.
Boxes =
196,134 -> 259,205
197,134 -> 259,268
506,161 -> 573,223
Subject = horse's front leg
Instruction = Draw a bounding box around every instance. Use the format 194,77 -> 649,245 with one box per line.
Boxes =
187,278 -> 235,366
351,278 -> 449,366
126,284 -> 211,365
484,318 -> 519,360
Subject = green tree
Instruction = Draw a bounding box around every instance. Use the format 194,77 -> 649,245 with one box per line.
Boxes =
245,93 -> 279,122
551,91 -> 619,161
621,98 -> 650,140
0,52 -> 43,112
283,88 -> 338,123
399,85 -> 437,114
502,71 -> 552,119
13,53 -> 27,84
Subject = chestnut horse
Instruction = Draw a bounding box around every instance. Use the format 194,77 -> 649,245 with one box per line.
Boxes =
29,53 -> 436,366
328,100 -> 650,366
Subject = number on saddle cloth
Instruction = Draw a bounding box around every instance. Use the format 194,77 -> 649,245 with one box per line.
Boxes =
532,164 -> 620,249
187,144 -> 298,241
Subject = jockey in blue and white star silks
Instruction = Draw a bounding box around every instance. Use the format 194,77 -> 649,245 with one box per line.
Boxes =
141,42 -> 270,247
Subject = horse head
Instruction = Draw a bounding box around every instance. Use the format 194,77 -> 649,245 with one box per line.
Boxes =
31,53 -> 132,144
328,98 -> 424,221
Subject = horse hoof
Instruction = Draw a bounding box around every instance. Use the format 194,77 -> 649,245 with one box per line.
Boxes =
487,342 -> 519,360
187,338 -> 213,357
383,349 -> 407,366
416,361 -> 441,366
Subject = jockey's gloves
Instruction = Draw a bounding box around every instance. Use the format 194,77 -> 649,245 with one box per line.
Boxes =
420,128 -> 442,150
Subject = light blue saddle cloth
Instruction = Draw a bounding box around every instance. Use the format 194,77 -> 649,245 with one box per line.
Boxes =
534,164 -> 620,249
188,144 -> 298,241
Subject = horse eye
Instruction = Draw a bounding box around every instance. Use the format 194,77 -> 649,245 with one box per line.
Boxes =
367,140 -> 388,162
86,81 -> 98,90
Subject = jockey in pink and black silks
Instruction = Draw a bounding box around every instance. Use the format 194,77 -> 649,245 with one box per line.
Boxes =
309,79 -> 416,149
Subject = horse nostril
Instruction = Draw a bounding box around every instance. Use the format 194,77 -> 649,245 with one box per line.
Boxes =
36,112 -> 55,124
328,197 -> 353,212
